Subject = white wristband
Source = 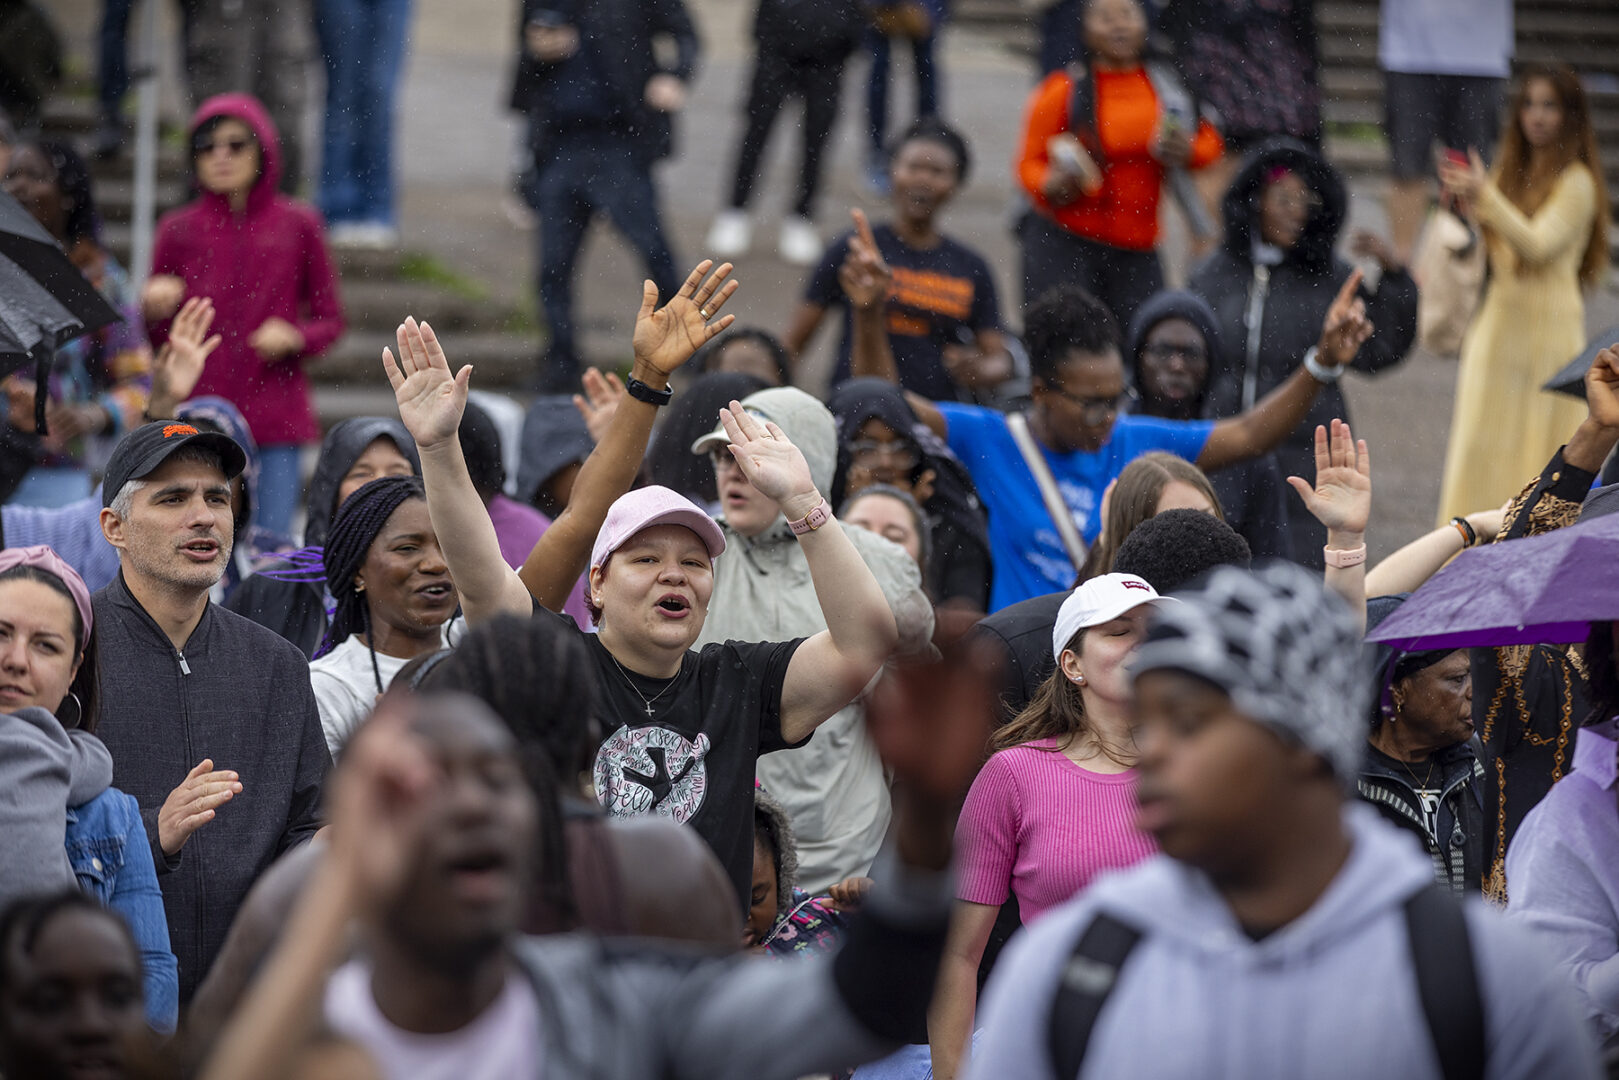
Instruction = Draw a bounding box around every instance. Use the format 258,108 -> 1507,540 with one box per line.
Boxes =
1303,346 -> 1343,384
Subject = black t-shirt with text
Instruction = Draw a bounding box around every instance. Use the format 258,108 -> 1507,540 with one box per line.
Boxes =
564,620 -> 806,913
807,223 -> 1002,402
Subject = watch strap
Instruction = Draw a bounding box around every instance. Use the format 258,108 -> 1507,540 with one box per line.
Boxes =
1303,346 -> 1343,384
624,376 -> 673,406
1322,544 -> 1367,569
788,498 -> 832,537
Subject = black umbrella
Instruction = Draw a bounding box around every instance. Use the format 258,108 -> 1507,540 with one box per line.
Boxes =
0,189 -> 122,434
1544,325 -> 1619,400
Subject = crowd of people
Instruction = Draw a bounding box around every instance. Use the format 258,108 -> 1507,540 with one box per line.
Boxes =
2,0 -> 1619,1076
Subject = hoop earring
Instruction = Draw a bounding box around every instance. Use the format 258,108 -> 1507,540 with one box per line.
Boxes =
58,692 -> 84,730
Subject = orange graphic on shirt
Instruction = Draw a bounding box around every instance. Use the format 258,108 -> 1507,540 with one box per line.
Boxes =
883,267 -> 976,336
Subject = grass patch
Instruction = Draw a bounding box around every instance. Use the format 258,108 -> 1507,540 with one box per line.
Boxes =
396,252 -> 488,301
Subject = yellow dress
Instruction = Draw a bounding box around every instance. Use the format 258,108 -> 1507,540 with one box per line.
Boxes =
1436,163 -> 1598,524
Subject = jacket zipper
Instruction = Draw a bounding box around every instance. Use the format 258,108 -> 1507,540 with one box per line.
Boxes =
177,649 -> 190,675
1241,264 -> 1270,410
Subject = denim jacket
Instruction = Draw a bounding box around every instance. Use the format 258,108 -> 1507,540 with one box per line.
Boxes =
66,789 -> 179,1032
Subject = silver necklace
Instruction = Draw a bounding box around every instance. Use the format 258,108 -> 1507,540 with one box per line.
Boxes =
610,654 -> 678,718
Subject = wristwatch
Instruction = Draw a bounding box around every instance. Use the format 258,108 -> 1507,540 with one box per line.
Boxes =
1322,544 -> 1367,569
788,498 -> 832,537
624,376 -> 673,407
1303,346 -> 1343,384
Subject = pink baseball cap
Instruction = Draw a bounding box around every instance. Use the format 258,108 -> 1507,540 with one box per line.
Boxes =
590,486 -> 727,571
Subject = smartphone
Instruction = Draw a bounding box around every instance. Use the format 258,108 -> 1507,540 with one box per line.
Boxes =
1440,147 -> 1470,215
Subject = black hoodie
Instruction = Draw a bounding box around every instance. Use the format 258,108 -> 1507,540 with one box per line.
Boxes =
1189,139 -> 1418,566
1126,290 -> 1291,562
223,418 -> 420,657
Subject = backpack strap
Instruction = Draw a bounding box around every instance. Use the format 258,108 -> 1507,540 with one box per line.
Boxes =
1006,411 -> 1088,574
1047,912 -> 1142,1080
1404,883 -> 1486,1080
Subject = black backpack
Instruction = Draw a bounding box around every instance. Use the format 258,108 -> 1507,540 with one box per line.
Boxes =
1047,883 -> 1485,1080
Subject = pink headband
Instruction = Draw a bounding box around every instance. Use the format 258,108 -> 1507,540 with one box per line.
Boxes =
1265,165 -> 1295,184
0,546 -> 94,650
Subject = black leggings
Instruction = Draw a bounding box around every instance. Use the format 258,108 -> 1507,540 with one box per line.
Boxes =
1019,212 -> 1164,340
727,50 -> 848,218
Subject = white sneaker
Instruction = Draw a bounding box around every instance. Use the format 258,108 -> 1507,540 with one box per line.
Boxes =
705,210 -> 752,258
779,216 -> 821,266
327,222 -> 370,249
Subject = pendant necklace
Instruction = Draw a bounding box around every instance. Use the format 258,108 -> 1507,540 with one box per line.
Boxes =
611,654 -> 677,718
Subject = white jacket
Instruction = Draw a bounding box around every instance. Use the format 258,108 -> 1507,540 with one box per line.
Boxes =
968,805 -> 1600,1080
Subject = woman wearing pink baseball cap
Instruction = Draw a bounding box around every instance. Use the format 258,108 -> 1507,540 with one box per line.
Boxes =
379,263 -> 902,915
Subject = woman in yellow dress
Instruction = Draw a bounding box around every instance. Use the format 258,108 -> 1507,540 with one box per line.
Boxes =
1435,64 -> 1610,523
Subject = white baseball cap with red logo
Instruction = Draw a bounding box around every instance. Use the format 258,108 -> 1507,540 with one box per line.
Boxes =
1051,573 -> 1173,660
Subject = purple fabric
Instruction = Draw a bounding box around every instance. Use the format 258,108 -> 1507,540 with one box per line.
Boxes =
486,494 -> 592,627
1366,513 -> 1619,651
148,94 -> 345,447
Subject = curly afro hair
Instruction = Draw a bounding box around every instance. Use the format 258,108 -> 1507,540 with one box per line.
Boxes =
1023,284 -> 1122,383
1112,507 -> 1251,594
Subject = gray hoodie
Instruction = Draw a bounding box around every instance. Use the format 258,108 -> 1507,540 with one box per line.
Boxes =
967,805 -> 1600,1080
692,388 -> 935,891
0,707 -> 113,911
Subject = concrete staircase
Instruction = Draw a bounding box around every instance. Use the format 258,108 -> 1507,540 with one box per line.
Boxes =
37,85 -> 544,425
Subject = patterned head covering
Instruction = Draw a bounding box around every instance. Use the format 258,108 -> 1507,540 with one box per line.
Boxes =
1129,562 -> 1368,784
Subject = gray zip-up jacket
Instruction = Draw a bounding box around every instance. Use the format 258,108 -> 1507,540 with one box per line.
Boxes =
93,573 -> 329,1001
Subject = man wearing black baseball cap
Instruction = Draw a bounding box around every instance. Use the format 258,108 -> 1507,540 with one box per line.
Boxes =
93,421 -> 329,1002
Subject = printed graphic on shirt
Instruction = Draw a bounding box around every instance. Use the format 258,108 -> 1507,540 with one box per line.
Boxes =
594,724 -> 712,822
1414,787 -> 1441,838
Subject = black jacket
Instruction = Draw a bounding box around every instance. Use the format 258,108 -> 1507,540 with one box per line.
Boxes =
970,590 -> 1067,723
1189,139 -> 1417,565
225,417 -> 419,657
93,574 -> 329,1000
510,0 -> 700,165
1359,742 -> 1486,895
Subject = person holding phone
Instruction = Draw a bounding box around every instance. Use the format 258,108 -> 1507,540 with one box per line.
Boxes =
1434,64 -> 1610,524
1014,0 -> 1223,334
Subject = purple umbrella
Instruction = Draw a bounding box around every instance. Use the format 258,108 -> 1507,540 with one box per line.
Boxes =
1365,512 -> 1619,651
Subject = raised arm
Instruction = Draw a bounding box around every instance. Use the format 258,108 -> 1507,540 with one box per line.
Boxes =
1198,270 -> 1372,471
1365,504 -> 1505,597
717,404 -> 899,744
1286,419 -> 1370,632
845,209 -> 900,385
516,262 -> 739,609
1444,150 -> 1598,267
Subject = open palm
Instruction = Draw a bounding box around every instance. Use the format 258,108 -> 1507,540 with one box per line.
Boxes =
719,400 -> 816,510
632,260 -> 739,377
1288,418 -> 1370,535
382,317 -> 469,451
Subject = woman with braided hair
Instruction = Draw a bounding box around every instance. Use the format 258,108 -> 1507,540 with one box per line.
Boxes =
310,475 -> 460,757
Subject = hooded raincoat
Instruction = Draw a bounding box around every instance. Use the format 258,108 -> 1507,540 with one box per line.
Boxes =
1189,139 -> 1417,566
691,388 -> 934,891
968,806 -> 1600,1080
148,94 -> 345,448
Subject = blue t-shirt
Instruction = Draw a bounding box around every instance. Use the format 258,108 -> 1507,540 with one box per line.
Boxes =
938,404 -> 1215,611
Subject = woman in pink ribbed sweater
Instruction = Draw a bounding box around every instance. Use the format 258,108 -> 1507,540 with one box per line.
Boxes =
928,573 -> 1168,1080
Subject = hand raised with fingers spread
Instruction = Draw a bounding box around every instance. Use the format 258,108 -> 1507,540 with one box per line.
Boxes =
632,260 -> 740,377
1287,418 -> 1370,537
1315,269 -> 1375,368
719,400 -> 819,520
383,317 -> 470,452
574,367 -> 625,444
152,296 -> 222,409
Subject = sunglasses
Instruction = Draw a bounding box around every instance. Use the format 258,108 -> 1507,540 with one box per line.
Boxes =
193,137 -> 254,158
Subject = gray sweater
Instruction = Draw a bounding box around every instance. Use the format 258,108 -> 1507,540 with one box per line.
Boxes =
92,573 -> 329,1001
0,707 -> 112,911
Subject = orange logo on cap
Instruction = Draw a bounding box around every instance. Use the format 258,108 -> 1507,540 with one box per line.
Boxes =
162,424 -> 199,438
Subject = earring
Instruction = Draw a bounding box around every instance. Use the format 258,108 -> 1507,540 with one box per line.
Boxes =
1072,672 -> 1086,685
355,581 -> 366,593
58,692 -> 83,730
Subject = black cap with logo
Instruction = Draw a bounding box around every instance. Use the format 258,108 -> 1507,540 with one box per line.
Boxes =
101,421 -> 248,508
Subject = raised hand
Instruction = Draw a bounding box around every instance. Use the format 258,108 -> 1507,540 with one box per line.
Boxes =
1287,418 -> 1370,537
839,208 -> 893,312
151,296 -> 222,413
867,640 -> 997,804
1315,268 -> 1374,368
1585,345 -> 1619,430
1438,148 -> 1488,202
158,758 -> 242,856
574,367 -> 626,444
719,400 -> 819,520
631,260 -> 739,378
383,317 -> 469,452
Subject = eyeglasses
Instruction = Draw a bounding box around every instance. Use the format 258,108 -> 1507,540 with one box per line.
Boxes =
193,138 -> 254,158
847,438 -> 920,470
1044,385 -> 1139,424
1140,343 -> 1208,366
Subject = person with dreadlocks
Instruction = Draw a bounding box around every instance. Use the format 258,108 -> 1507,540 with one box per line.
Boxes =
310,476 -> 460,758
1,137 -> 156,506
